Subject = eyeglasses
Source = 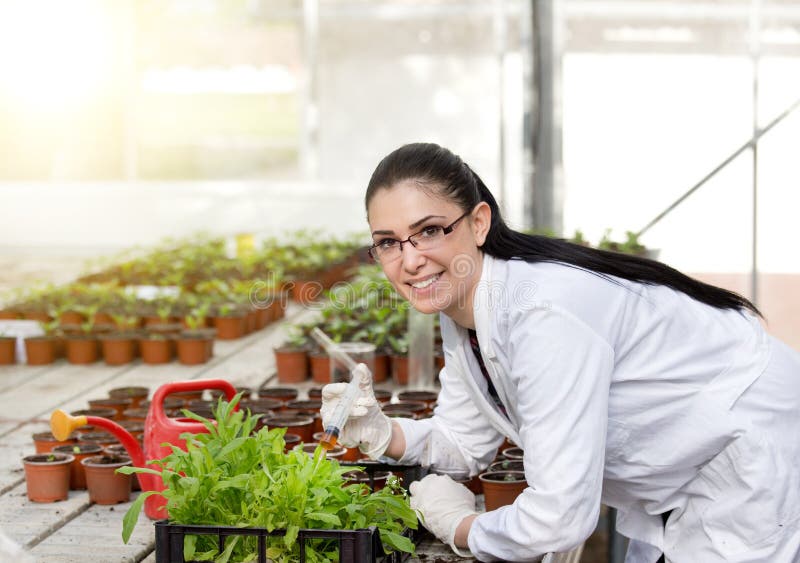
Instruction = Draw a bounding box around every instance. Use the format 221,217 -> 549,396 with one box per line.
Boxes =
368,211 -> 471,263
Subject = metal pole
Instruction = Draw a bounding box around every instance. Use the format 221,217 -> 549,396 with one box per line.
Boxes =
302,0 -> 319,179
750,0 -> 761,306
494,0 -> 507,217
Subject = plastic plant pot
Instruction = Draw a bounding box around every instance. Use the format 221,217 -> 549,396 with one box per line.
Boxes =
489,459 -> 524,473
257,386 -> 299,404
32,431 -> 77,454
108,386 -> 149,408
342,470 -> 392,492
479,470 -> 527,511
22,453 -> 74,502
264,414 -> 315,444
502,446 -> 524,460
82,454 -> 133,505
53,443 -> 103,490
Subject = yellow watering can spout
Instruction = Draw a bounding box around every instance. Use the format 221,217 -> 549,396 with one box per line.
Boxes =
50,409 -> 87,441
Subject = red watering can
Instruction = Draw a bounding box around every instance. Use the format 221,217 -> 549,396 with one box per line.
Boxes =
50,379 -> 237,519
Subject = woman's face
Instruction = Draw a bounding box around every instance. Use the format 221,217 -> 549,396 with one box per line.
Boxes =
367,180 -> 490,324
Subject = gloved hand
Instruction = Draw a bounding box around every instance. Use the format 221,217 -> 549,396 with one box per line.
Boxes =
409,474 -> 478,557
320,363 -> 393,459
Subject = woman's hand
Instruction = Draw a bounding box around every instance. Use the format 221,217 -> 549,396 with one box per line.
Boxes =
409,474 -> 478,556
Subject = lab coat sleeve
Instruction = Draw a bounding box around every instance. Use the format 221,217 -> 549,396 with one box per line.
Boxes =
394,364 -> 506,477
468,306 -> 614,561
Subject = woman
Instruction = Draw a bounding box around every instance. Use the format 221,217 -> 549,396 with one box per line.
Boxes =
320,143 -> 800,562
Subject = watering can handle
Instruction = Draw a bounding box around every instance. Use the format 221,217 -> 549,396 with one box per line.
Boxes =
150,379 -> 238,423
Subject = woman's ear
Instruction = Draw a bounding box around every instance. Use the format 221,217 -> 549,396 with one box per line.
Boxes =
472,202 -> 492,247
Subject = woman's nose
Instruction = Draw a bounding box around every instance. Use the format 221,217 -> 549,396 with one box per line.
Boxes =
401,241 -> 427,273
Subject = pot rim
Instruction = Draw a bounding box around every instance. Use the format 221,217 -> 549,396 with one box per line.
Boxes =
478,470 -> 527,483
23,453 -> 75,465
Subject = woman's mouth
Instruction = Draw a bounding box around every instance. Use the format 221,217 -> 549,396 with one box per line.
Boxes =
409,273 -> 441,290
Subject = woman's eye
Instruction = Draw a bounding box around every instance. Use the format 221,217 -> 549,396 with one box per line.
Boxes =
419,226 -> 442,238
377,238 -> 398,249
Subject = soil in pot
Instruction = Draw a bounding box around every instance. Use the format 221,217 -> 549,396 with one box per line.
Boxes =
71,407 -> 116,419
108,386 -> 149,408
0,336 -> 16,364
64,335 -> 99,364
82,454 -> 133,504
33,431 -> 78,454
489,459 -> 525,473
53,444 -> 103,489
479,470 -> 528,511
22,453 -> 74,502
383,401 -> 427,417
274,346 -> 310,383
24,336 -> 57,365
78,431 -> 121,448
397,390 -> 439,412
342,470 -> 391,491
502,446 -> 524,460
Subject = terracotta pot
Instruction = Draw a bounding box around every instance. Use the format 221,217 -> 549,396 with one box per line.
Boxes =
265,414 -> 315,443
435,353 -> 445,371
82,454 -> 132,504
109,386 -> 149,408
24,336 -> 57,365
22,453 -> 74,502
283,433 -> 301,452
139,336 -> 173,364
307,387 -> 323,400
309,353 -> 331,384
0,310 -> 21,320
78,431 -> 120,448
301,443 -> 347,460
23,311 -> 51,323
391,355 -> 409,385
372,353 -> 389,383
59,311 -> 85,325
257,386 -> 299,405
397,390 -> 439,412
502,446 -> 524,460
53,444 -> 103,490
176,331 -> 214,365
65,336 -> 99,364
342,469 -> 391,491
93,312 -> 114,326
291,279 -> 323,303
245,310 -> 257,334
479,470 -> 527,511
122,408 -> 149,422
274,347 -> 309,383
32,431 -> 78,454
373,389 -> 393,405
213,315 -> 246,340
489,459 -> 524,473
100,334 -> 137,365
383,401 -> 427,417
313,432 -> 360,461
88,398 -> 132,420
0,336 -> 16,364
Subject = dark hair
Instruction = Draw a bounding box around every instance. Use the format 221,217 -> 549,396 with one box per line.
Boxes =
366,142 -> 761,316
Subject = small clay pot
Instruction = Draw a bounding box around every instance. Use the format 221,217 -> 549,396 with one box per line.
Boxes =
313,432 -> 360,461
64,335 -> 99,364
391,355 -> 409,385
489,459 -> 524,473
78,431 -> 120,448
502,446 -> 524,460
0,336 -> 16,364
257,386 -> 299,404
53,443 -> 103,490
88,398 -> 132,420
32,431 -> 78,454
72,407 -> 116,420
309,352 -> 331,384
22,453 -> 74,502
109,386 -> 149,408
383,401 -> 427,417
24,336 -> 57,365
397,390 -> 439,411
264,414 -> 315,443
274,346 -> 310,383
100,334 -> 137,365
372,354 -> 389,383
213,315 -> 246,340
373,389 -> 393,405
479,470 -> 527,511
342,469 -> 391,491
139,336 -> 173,364
283,433 -> 301,451
82,454 -> 132,504
122,407 -> 149,422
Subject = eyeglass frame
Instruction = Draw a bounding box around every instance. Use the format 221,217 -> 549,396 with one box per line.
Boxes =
367,210 -> 472,263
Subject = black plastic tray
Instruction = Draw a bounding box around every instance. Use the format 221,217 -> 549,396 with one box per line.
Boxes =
154,462 -> 425,563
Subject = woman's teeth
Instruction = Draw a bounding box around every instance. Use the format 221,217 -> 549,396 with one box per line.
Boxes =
411,274 -> 439,289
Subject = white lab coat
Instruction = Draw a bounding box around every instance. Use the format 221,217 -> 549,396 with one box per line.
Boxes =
396,254 -> 800,562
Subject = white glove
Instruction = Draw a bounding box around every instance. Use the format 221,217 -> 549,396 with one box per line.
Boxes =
409,474 -> 478,557
320,363 -> 393,459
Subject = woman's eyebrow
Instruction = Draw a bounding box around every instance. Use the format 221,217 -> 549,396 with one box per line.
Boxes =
371,215 -> 446,236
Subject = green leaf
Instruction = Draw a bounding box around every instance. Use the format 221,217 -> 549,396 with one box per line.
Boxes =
380,530 -> 416,554
305,512 -> 341,526
121,491 -> 158,544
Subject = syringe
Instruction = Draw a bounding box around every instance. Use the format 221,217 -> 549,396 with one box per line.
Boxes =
310,328 -> 367,450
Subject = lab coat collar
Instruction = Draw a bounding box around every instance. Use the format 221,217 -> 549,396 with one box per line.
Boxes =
471,252 -> 498,360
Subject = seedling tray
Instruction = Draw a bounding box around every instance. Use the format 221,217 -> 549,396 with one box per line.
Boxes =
154,462 -> 426,563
